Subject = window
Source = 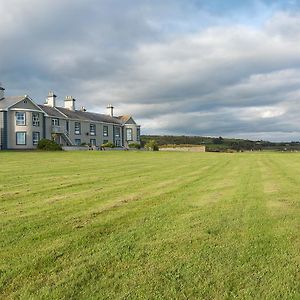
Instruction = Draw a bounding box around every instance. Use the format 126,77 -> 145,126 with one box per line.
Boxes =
115,127 -> 120,138
52,118 -> 59,126
126,128 -> 132,141
32,113 -> 40,126
103,126 -> 108,137
90,139 -> 96,146
90,124 -> 96,136
32,132 -> 40,145
75,139 -> 81,146
115,140 -> 121,147
75,122 -> 81,135
16,112 -> 26,126
16,132 -> 26,145
103,140 -> 108,144
137,128 -> 140,141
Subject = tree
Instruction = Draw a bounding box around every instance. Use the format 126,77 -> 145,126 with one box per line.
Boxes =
37,139 -> 62,151
212,136 -> 224,144
145,140 -> 159,151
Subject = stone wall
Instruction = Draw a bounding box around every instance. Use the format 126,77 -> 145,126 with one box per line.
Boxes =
159,146 -> 206,152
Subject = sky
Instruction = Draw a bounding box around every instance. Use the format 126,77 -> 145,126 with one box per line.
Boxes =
1,0 -> 300,141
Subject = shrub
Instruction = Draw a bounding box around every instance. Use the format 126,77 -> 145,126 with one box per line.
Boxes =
145,140 -> 159,151
128,143 -> 141,149
37,139 -> 62,151
101,141 -> 115,148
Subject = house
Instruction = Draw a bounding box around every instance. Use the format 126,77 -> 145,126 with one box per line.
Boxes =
0,84 -> 141,150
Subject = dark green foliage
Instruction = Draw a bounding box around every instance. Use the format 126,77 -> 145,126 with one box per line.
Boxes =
128,143 -> 141,149
37,139 -> 62,151
142,135 -> 300,152
212,136 -> 224,144
101,141 -> 115,148
142,135 -> 210,146
145,139 -> 159,151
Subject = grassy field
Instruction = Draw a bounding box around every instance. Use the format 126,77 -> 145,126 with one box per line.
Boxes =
0,151 -> 299,299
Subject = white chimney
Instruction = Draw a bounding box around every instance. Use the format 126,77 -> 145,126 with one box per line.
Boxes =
65,96 -> 76,111
0,83 -> 4,100
107,104 -> 114,117
45,91 -> 56,107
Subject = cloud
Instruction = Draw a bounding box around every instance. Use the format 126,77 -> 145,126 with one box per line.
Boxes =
0,1 -> 300,141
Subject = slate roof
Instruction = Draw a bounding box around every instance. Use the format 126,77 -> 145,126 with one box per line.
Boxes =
56,107 -> 123,124
38,105 -> 67,118
0,96 -> 26,110
1,97 -> 133,125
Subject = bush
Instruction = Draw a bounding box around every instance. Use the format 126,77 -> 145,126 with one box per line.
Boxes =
37,139 -> 62,151
128,143 -> 141,149
101,141 -> 115,148
145,140 -> 159,151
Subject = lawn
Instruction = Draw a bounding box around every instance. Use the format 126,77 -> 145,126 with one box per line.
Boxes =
0,151 -> 299,299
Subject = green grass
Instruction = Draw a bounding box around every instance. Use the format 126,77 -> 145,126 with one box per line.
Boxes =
0,151 -> 299,299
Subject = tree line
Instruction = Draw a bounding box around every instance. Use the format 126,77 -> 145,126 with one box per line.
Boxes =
141,135 -> 300,152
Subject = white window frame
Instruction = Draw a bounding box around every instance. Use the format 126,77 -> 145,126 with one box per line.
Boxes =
103,126 -> 108,137
75,122 -> 81,135
126,128 -> 132,141
16,132 -> 26,145
90,124 -> 96,136
75,139 -> 81,145
32,113 -> 40,127
115,127 -> 120,138
32,132 -> 40,145
137,128 -> 140,141
52,118 -> 59,126
16,112 -> 26,126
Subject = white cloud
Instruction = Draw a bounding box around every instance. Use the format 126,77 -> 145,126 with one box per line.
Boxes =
1,1 -> 300,141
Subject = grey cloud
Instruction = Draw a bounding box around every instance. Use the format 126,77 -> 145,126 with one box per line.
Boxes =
1,1 -> 300,141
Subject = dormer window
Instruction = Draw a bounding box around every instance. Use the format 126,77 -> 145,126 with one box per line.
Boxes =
52,118 -> 59,126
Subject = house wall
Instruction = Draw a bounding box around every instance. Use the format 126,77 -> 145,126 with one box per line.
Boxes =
44,117 -> 69,145
6,99 -> 44,149
1,96 -> 139,150
124,124 -> 141,148
0,111 -> 6,149
67,120 -> 109,146
46,118 -> 123,147
7,109 -> 44,149
44,117 -> 53,140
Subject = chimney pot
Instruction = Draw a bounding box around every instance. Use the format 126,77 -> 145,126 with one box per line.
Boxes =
107,104 -> 114,117
45,91 -> 56,107
64,96 -> 76,110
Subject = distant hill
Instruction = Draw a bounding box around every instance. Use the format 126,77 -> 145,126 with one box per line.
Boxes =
141,135 -> 300,152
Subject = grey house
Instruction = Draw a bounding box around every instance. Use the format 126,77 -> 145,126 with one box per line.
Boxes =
0,85 -> 141,150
